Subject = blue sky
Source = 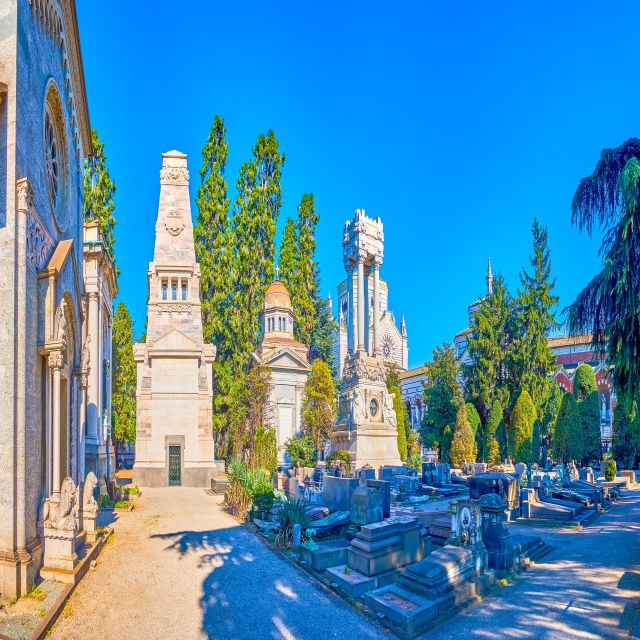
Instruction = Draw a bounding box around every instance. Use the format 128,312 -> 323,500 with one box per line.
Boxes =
77,1 -> 638,368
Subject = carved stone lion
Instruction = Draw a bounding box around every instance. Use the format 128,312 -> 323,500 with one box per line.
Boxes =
43,477 -> 78,531
82,471 -> 98,517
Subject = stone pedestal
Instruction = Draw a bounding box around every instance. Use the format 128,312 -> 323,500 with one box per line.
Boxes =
331,352 -> 402,469
348,516 -> 423,577
42,527 -> 78,574
350,474 -> 383,526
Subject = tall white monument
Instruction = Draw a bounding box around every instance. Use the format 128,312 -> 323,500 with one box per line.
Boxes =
133,151 -> 217,487
330,210 -> 402,468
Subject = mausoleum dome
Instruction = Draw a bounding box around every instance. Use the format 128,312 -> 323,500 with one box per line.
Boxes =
264,280 -> 293,312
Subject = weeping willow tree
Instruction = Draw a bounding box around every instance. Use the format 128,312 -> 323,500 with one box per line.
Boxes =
567,139 -> 640,409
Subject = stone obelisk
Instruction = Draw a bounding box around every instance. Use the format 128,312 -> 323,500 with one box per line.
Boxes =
133,151 -> 217,487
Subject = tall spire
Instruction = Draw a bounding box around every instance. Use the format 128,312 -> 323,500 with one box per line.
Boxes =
401,312 -> 407,337
486,257 -> 493,295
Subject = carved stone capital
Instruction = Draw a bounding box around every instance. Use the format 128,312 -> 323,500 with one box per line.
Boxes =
160,166 -> 190,185
48,351 -> 64,370
16,179 -> 35,212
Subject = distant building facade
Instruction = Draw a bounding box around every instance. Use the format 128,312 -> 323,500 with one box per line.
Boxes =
253,281 -> 311,464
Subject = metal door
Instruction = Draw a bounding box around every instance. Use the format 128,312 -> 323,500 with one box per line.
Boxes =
168,445 -> 181,486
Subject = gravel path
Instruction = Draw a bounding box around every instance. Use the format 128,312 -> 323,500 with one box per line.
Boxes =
49,487 -> 640,640
48,487 -> 389,640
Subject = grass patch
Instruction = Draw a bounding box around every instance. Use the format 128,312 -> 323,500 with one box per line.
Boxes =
25,584 -> 46,602
104,532 -> 115,546
60,602 -> 73,619
124,485 -> 140,496
9,597 -> 17,605
98,495 -> 130,509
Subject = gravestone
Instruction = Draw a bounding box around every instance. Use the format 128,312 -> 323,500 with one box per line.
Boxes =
579,467 -> 595,483
367,479 -> 391,518
437,464 -> 451,485
479,493 -> 517,576
468,472 -> 519,512
323,476 -> 359,512
379,466 -> 395,481
351,473 -> 383,526
514,462 -> 526,476
422,462 -> 437,486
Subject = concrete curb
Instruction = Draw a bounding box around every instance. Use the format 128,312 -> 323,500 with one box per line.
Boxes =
28,528 -> 113,640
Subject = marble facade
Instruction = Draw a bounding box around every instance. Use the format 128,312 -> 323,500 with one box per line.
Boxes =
0,0 -> 115,597
133,151 -> 217,487
253,281 -> 311,464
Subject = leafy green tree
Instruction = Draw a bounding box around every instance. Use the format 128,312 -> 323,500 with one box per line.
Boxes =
302,359 -> 336,452
111,303 -> 136,460
464,274 -> 515,418
84,128 -> 116,264
387,365 -> 402,391
421,343 -> 461,460
254,425 -> 278,475
389,386 -> 407,461
510,390 -> 536,463
484,399 -> 504,461
567,142 -> 640,408
554,392 -> 579,463
450,402 -> 477,467
512,219 -> 560,419
573,364 -> 601,461
286,434 -> 317,467
612,401 -> 640,469
228,364 -> 273,462
542,383 -> 563,451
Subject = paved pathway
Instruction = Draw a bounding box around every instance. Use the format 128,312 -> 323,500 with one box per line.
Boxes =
49,487 -> 390,640
49,487 -> 640,640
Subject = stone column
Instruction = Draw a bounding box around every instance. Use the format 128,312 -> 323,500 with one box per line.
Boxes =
77,373 -> 87,480
347,268 -> 355,353
372,262 -> 380,355
49,351 -> 63,495
86,292 -> 99,443
357,259 -> 365,352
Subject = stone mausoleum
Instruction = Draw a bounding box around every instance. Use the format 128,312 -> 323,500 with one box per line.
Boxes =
133,151 -> 217,487
0,0 -> 116,597
253,280 -> 311,464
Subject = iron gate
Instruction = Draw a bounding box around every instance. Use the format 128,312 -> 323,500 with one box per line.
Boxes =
168,445 -> 181,486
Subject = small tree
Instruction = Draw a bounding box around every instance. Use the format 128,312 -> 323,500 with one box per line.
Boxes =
554,392 -> 579,463
285,434 -> 316,467
390,386 -> 407,461
511,390 -> 536,463
612,401 -> 640,469
466,402 -> 482,460
302,359 -> 336,453
111,303 -> 136,464
254,425 -> 278,475
450,403 -> 477,467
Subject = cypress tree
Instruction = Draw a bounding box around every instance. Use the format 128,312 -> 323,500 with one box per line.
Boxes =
554,392 -> 579,463
612,401 -> 640,469
309,266 -> 337,375
230,131 -> 285,363
466,402 -> 482,460
112,303 -> 136,458
484,399 -> 504,461
294,194 -> 319,345
512,219 -> 560,418
573,364 -> 602,462
279,217 -> 297,290
511,390 -> 536,463
464,274 -> 515,418
84,128 -> 117,264
195,115 -> 231,348
532,419 -> 542,464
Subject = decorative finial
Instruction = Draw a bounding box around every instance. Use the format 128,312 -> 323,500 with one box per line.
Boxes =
401,313 -> 407,337
274,265 -> 280,280
486,257 -> 493,295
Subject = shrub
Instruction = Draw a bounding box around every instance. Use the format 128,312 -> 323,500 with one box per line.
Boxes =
407,452 -> 422,472
276,497 -> 312,548
285,434 -> 317,468
484,400 -> 504,461
605,459 -> 617,482
226,458 -> 273,519
554,392 -> 579,462
573,364 -> 601,462
326,450 -> 352,475
124,485 -> 140,496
